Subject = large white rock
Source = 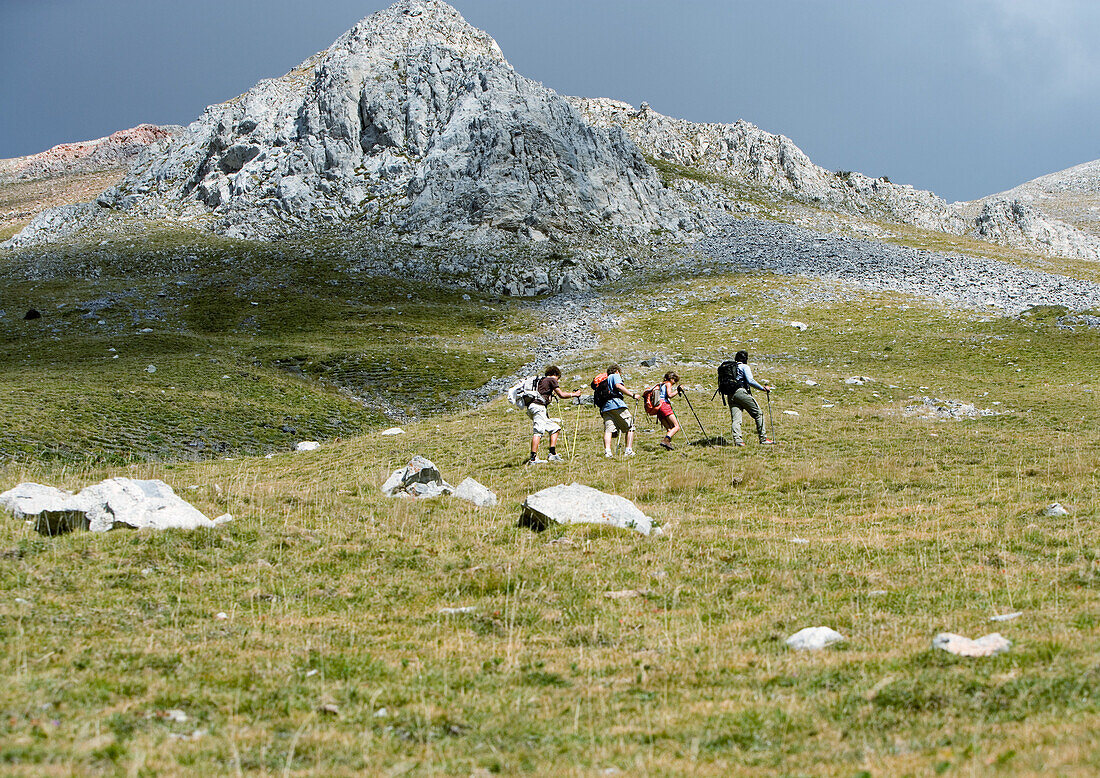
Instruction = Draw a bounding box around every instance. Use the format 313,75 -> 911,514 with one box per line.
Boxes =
933,632 -> 1011,657
78,478 -> 216,531
520,483 -> 655,535
785,626 -> 846,651
452,477 -> 497,507
1,478 -> 216,534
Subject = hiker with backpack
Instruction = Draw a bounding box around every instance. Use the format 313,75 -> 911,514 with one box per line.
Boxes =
716,351 -> 774,446
594,364 -> 640,458
646,371 -> 683,450
524,365 -> 583,464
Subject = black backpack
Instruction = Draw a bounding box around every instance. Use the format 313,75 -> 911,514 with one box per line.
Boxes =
717,360 -> 740,401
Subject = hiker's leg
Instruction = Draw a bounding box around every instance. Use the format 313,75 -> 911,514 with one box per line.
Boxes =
602,413 -> 615,452
531,433 -> 541,454
729,404 -> 744,445
666,412 -> 681,440
742,394 -> 767,441
548,430 -> 558,449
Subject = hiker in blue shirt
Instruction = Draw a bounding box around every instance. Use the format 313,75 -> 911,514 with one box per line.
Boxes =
599,364 -> 640,458
728,350 -> 774,446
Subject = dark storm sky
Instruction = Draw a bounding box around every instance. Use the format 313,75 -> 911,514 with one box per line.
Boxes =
1,0 -> 1097,202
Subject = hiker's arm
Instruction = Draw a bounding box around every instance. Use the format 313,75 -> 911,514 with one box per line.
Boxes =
554,387 -> 582,399
619,384 -> 640,400
743,365 -> 769,392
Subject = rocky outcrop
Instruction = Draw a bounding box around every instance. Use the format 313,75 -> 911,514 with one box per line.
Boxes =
970,197 -> 1100,260
976,159 -> 1100,240
0,125 -> 182,182
569,97 -> 966,232
571,97 -> 1100,261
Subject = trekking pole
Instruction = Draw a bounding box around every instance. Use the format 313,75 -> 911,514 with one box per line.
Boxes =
766,391 -> 776,443
679,388 -> 710,441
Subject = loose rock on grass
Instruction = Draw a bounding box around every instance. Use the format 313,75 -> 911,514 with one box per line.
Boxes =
519,483 -> 657,535
1,478 -> 221,535
933,632 -> 1011,657
785,626 -> 846,651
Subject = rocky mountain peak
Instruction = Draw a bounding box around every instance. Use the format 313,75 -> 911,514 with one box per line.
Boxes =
325,0 -> 505,67
0,0 -> 684,252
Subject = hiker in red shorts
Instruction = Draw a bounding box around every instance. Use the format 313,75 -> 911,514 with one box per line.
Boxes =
656,371 -> 683,450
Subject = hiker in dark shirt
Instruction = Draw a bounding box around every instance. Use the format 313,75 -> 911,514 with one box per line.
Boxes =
526,365 -> 582,464
726,350 -> 773,446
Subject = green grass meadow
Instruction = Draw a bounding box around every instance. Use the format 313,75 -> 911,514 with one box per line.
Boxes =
0,245 -> 1098,775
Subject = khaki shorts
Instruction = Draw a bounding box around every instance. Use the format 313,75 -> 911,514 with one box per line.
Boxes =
527,403 -> 560,436
601,407 -> 634,436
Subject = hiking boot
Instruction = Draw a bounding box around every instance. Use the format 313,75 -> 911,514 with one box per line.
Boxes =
734,441 -> 746,447
761,439 -> 775,445
660,440 -> 674,451
548,453 -> 563,462
527,457 -> 548,465
604,449 -> 614,458
623,448 -> 636,457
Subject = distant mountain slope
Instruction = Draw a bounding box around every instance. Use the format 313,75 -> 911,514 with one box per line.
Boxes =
978,159 -> 1100,239
0,125 -> 183,240
4,0 -> 1098,277
0,125 -> 181,182
571,97 -> 1100,262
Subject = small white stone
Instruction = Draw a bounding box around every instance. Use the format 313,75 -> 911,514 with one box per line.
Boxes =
790,321 -> 808,331
146,365 -> 157,373
989,611 -> 1023,622
1044,503 -> 1069,517
805,380 -> 818,386
786,626 -> 845,650
933,632 -> 1011,657
380,427 -> 405,436
295,441 -> 321,452
783,410 -> 799,416
439,606 -> 477,615
789,537 -> 809,545
214,612 -> 228,620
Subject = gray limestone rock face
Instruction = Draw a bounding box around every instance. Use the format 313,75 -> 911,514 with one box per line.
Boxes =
12,0 -> 681,252
970,197 -> 1100,260
520,482 -> 655,535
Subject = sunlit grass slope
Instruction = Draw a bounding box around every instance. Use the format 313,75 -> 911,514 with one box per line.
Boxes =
1,259 -> 1098,775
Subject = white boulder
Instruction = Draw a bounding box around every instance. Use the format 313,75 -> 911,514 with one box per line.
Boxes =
1044,502 -> 1069,517
0,483 -> 90,535
1,478 -> 217,534
380,427 -> 405,436
79,478 -> 216,531
295,441 -> 321,452
785,626 -> 846,651
520,483 -> 655,535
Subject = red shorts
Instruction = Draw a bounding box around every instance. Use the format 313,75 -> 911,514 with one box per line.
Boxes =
657,402 -> 674,419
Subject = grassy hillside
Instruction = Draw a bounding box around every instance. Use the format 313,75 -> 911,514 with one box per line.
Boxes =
1,252 -> 1098,775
